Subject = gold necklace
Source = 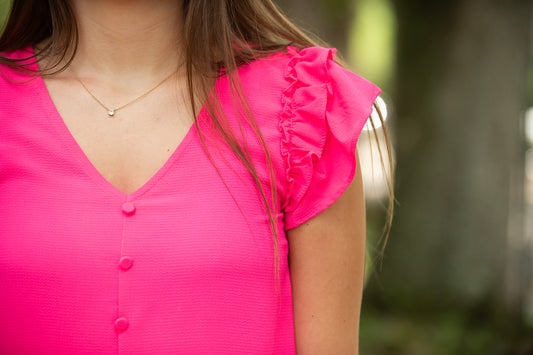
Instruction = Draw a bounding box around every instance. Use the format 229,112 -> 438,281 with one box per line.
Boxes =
71,68 -> 177,117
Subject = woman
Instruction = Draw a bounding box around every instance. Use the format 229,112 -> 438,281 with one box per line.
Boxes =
0,0 -> 393,354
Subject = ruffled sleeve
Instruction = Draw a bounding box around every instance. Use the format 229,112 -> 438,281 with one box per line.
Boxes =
280,46 -> 382,231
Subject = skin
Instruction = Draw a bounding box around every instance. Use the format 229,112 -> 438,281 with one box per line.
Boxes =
287,150 -> 366,355
43,0 -> 366,352
39,0 -> 192,195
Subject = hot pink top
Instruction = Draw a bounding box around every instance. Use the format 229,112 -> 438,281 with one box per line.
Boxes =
0,46 -> 381,354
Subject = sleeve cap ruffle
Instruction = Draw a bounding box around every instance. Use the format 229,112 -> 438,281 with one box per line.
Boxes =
280,46 -> 382,228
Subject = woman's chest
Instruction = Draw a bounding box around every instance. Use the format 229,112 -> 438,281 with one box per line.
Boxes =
43,77 -> 199,196
0,127 -> 292,353
0,105 -> 286,254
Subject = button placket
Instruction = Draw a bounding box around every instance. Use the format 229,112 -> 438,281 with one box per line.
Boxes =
119,201 -> 135,272
118,200 -> 136,335
119,256 -> 134,270
115,317 -> 129,331
121,201 -> 136,215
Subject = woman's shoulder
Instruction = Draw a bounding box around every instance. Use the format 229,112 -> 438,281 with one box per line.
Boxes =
0,47 -> 42,114
240,45 -> 338,74
237,45 -> 381,107
233,45 -> 381,130
0,46 -> 38,84
236,46 -> 382,229
0,46 -> 36,70
237,46 -> 335,89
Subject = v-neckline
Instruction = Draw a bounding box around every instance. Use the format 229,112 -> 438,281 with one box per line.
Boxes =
30,46 -> 206,201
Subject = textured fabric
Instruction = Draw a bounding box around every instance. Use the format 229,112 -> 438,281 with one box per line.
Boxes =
0,46 -> 381,354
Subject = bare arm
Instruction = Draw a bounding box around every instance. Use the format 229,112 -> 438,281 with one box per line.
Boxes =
287,148 -> 366,355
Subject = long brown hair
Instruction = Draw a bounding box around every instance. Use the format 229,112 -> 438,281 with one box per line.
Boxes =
0,0 -> 394,269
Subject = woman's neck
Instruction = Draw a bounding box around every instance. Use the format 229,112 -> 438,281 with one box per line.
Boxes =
68,0 -> 184,82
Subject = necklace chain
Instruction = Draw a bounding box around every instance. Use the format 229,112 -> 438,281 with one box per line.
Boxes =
70,68 -> 177,117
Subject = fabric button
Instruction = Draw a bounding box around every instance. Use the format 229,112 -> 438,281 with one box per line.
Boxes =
119,256 -> 134,270
115,317 -> 129,331
122,202 -> 136,215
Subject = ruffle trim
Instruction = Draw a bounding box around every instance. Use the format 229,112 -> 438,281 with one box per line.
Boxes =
279,46 -> 336,213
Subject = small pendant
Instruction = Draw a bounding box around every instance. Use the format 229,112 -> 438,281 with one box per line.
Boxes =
107,109 -> 115,117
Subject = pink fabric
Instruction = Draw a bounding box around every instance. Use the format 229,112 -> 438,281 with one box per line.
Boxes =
0,46 -> 381,354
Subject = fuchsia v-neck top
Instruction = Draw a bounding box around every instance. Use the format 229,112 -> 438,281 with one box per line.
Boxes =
0,46 -> 381,354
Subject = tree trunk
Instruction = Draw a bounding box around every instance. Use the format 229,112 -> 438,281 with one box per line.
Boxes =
372,0 -> 530,320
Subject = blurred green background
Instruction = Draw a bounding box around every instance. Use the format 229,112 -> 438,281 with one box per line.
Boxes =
2,0 -> 532,353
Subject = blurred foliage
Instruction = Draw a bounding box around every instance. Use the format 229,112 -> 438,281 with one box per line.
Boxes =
348,0 -> 533,354
362,308 -> 515,355
360,306 -> 533,355
348,0 -> 396,287
0,0 -> 9,31
528,65 -> 533,107
348,0 -> 395,89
